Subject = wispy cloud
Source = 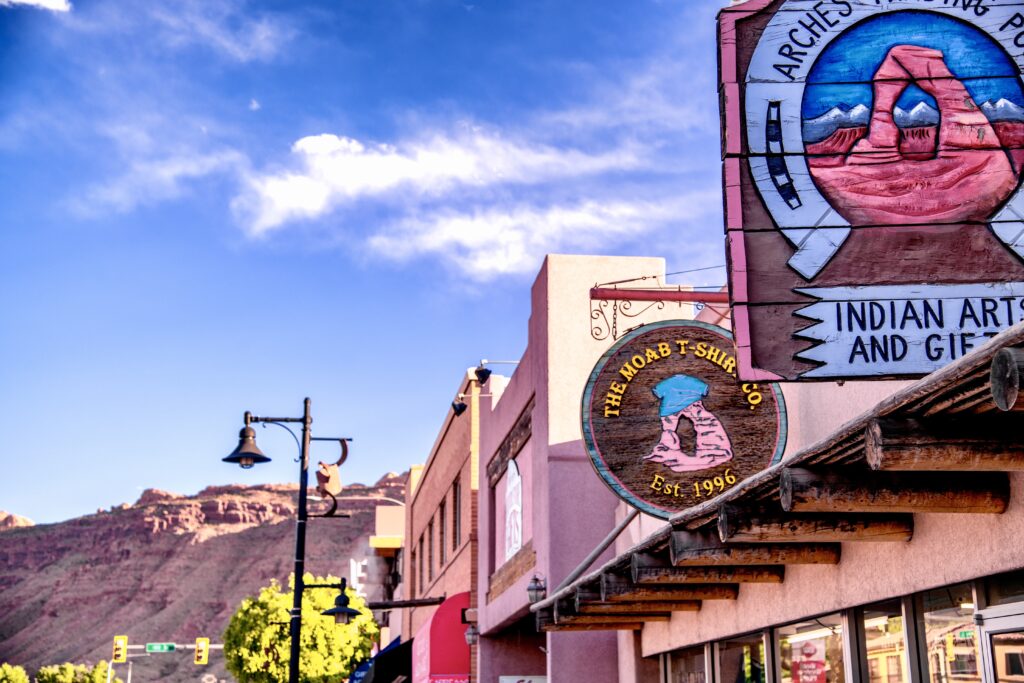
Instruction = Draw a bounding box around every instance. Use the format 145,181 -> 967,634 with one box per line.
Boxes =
367,190 -> 721,280
74,149 -> 245,215
232,129 -> 643,235
69,115 -> 247,216
1,0 -> 70,11
147,0 -> 295,63
61,0 -> 295,63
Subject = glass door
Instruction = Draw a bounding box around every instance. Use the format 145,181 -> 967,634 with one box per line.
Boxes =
976,604 -> 1024,683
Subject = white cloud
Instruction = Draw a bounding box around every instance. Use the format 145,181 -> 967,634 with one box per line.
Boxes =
248,98 -> 261,111
1,0 -> 70,11
233,130 -> 643,235
73,145 -> 245,215
367,189 -> 721,281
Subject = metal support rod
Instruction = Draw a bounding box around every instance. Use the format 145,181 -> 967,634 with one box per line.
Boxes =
288,397 -> 313,683
553,509 -> 639,593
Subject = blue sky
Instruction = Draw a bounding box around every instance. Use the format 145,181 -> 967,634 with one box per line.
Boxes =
0,0 -> 727,524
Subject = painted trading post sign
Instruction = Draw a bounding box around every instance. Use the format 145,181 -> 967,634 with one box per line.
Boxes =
581,321 -> 787,519
721,0 -> 1024,380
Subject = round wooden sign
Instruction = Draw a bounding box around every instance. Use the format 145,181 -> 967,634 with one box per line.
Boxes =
581,320 -> 787,519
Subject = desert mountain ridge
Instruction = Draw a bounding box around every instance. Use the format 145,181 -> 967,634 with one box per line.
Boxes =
0,472 -> 408,682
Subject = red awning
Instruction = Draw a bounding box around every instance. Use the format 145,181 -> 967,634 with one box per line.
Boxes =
412,592 -> 471,683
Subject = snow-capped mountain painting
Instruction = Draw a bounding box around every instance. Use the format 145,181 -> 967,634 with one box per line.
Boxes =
894,102 -> 939,128
802,104 -> 869,143
803,98 -> 1024,143
981,98 -> 1024,122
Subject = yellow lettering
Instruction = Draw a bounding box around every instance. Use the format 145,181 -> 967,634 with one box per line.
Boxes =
695,342 -> 708,358
604,407 -> 620,418
722,356 -> 736,374
650,474 -> 665,492
631,354 -> 647,369
605,392 -> 622,408
645,348 -> 660,363
619,364 -> 638,382
676,340 -> 690,355
706,345 -> 724,366
657,342 -> 671,358
609,381 -> 627,395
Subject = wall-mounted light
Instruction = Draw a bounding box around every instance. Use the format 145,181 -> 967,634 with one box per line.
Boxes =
451,393 -> 497,418
474,359 -> 519,385
464,623 -> 479,646
527,575 -> 547,604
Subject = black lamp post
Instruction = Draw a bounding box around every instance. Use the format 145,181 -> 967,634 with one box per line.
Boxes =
223,397 -> 350,683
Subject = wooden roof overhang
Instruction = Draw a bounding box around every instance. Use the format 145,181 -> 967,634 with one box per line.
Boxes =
531,321 -> 1024,633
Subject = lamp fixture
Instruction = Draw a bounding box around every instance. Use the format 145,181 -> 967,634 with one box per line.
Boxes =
451,393 -> 498,418
223,423 -> 271,469
527,575 -> 547,604
474,359 -> 519,385
320,578 -> 361,625
464,623 -> 479,646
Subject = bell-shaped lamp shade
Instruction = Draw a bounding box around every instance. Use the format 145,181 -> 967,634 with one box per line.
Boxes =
223,426 -> 271,469
474,366 -> 492,384
322,591 -> 360,625
451,401 -> 468,417
527,575 -> 547,604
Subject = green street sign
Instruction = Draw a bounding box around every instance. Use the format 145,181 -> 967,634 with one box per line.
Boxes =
958,630 -> 975,640
145,643 -> 176,653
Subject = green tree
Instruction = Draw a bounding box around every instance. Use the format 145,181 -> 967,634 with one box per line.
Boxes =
224,573 -> 378,683
35,661 -> 121,683
0,663 -> 29,683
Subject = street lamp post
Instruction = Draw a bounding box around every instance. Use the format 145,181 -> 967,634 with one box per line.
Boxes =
223,397 -> 352,683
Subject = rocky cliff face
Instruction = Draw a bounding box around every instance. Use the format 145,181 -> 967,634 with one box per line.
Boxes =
0,473 -> 407,682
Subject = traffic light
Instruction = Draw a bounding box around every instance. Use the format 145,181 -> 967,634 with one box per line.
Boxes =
112,635 -> 128,663
194,637 -> 210,665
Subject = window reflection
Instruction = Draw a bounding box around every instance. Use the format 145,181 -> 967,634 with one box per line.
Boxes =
988,570 -> 1024,608
719,633 -> 767,683
777,614 -> 845,683
670,645 -> 706,683
863,600 -> 909,683
921,583 -> 980,683
992,631 -> 1024,683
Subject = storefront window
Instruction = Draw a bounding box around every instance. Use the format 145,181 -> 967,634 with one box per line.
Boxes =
669,645 -> 706,683
988,570 -> 1024,607
992,632 -> 1024,683
777,614 -> 845,683
719,633 -> 767,683
921,583 -> 980,683
863,600 -> 909,683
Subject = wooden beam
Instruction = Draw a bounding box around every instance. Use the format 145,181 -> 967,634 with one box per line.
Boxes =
780,468 -> 1009,514
717,505 -> 913,543
590,287 -> 729,304
864,417 -> 1024,471
557,613 -> 671,625
535,607 -> 554,631
632,551 -> 785,583
578,600 -> 701,615
991,347 -> 1024,411
601,572 -> 738,602
542,622 -> 643,632
670,530 -> 841,566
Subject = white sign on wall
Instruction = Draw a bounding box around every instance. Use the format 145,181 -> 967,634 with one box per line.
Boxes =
504,460 -> 523,561
350,558 -> 368,598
